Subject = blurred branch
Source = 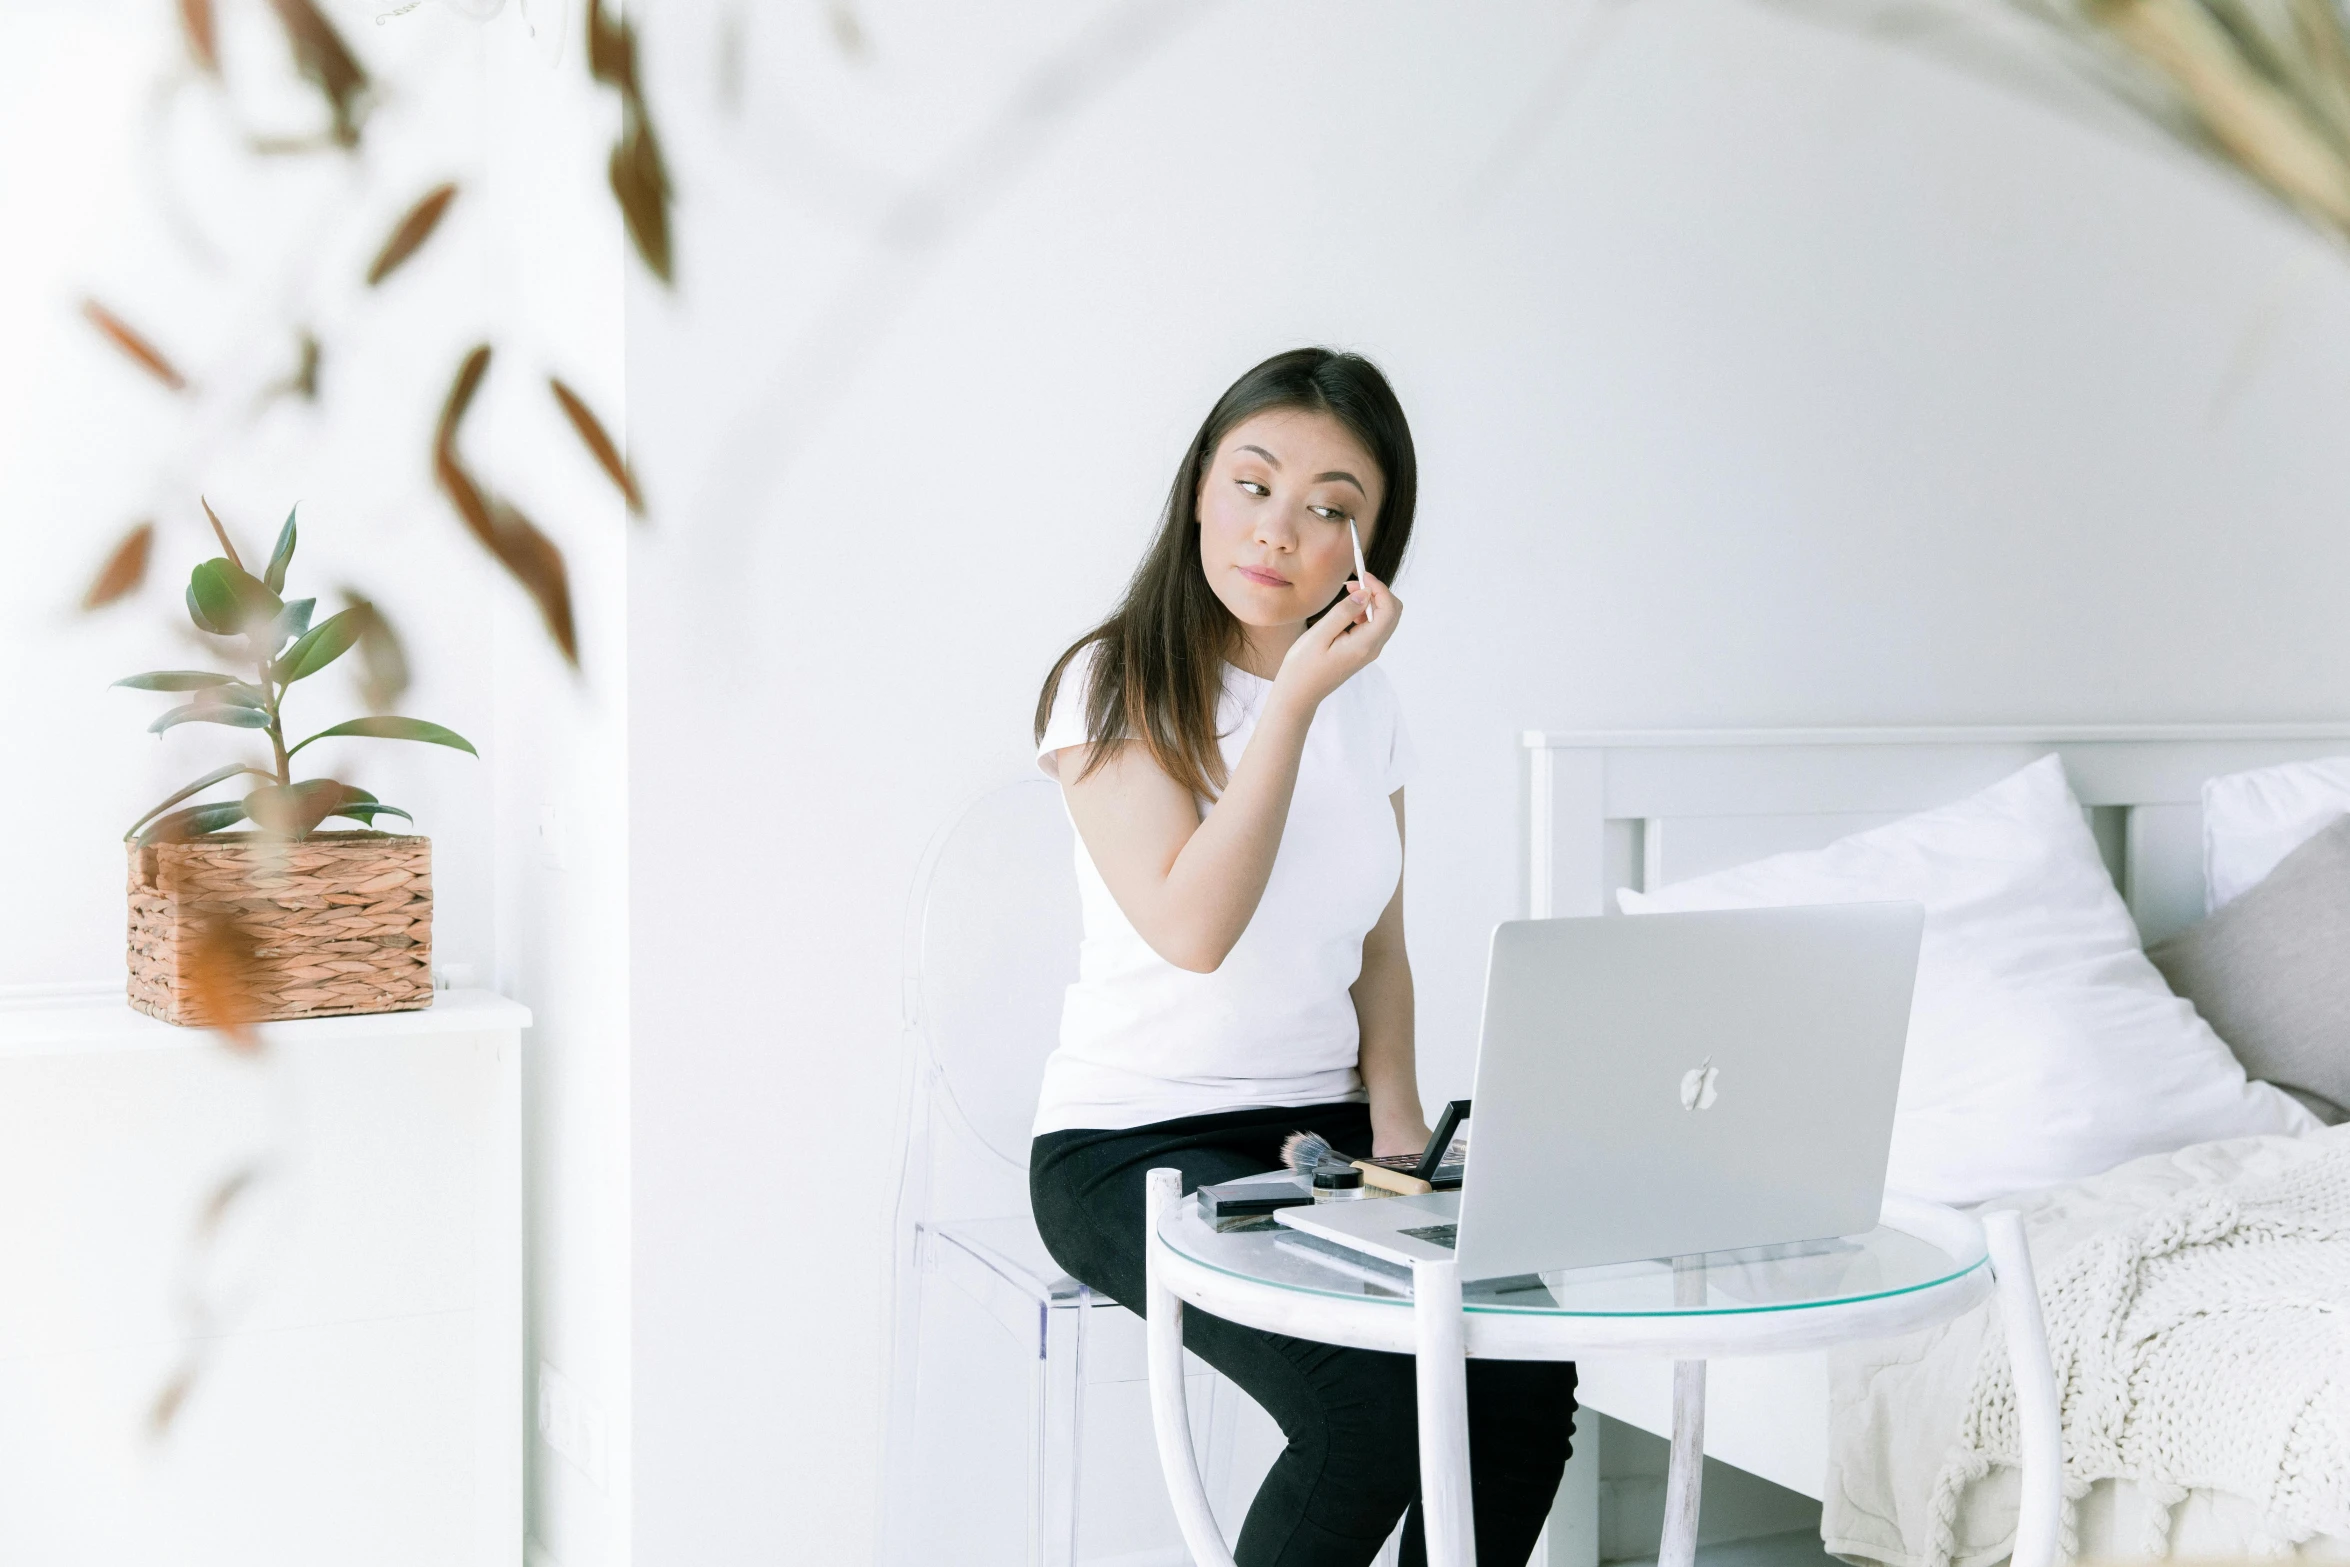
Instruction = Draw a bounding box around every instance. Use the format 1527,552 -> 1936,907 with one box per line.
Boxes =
695,0 -> 1207,572
2076,0 -> 2350,233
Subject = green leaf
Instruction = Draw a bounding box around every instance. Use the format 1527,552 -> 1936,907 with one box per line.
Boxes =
274,607 -> 363,683
134,800 -> 250,846
263,507 -> 297,594
151,701 -> 273,734
115,670 -> 240,692
288,715 -> 478,758
247,779 -> 350,838
186,561 -> 238,634
210,682 -> 269,710
124,763 -> 276,840
244,780 -> 411,839
185,558 -> 281,636
269,597 -> 316,651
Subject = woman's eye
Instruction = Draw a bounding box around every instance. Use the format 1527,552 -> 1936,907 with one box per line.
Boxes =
1238,480 -> 1269,496
1310,506 -> 1345,522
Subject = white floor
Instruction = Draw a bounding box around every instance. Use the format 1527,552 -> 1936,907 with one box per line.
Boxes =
1607,1528 -> 1840,1567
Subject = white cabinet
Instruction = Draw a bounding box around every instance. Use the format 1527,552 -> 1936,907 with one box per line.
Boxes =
0,989 -> 526,1567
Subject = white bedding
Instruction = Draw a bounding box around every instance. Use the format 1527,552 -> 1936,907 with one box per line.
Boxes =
1826,1126 -> 2350,1567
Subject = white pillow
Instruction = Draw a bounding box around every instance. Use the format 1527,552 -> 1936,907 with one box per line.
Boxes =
1619,755 -> 2316,1205
2203,756 -> 2350,912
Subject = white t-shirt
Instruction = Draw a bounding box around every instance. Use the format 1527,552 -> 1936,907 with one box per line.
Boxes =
1032,643 -> 1417,1135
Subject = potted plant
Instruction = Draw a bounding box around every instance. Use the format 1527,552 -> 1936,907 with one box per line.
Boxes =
115,506 -> 476,1027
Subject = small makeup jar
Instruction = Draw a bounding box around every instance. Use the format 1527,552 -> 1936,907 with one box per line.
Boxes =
1311,1166 -> 1367,1202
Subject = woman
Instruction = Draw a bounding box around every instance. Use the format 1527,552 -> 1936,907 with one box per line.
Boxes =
1029,348 -> 1577,1567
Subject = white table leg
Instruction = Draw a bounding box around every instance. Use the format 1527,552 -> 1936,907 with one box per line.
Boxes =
1144,1169 -> 1239,1567
1658,1359 -> 1706,1567
1413,1257 -> 1476,1567
1984,1210 -> 2061,1567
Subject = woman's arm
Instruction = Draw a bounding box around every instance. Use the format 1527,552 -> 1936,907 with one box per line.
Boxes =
1354,789 -> 1429,1157
1052,578 -> 1399,973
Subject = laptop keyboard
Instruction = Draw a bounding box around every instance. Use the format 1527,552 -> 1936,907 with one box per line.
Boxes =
1400,1223 -> 1458,1249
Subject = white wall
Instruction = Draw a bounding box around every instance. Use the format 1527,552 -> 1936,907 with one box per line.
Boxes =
626,1 -> 2350,1562
0,6 -> 629,1566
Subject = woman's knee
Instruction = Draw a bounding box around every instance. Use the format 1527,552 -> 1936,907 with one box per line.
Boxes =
1298,1347 -> 1421,1513
1466,1359 -> 1580,1488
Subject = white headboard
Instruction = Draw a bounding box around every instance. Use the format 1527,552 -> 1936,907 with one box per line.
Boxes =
1524,725 -> 2350,947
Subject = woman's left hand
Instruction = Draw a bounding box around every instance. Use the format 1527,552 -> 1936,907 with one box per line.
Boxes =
1372,1119 -> 1434,1161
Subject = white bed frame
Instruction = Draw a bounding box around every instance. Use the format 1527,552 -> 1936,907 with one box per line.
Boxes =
1521,723 -> 2350,1518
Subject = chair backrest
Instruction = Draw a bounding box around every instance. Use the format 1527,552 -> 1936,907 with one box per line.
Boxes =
905,775 -> 1083,1170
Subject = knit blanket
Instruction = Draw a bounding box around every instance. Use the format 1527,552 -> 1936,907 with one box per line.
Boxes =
1825,1126 -> 2350,1567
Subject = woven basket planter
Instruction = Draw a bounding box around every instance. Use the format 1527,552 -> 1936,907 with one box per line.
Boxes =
126,831 -> 434,1026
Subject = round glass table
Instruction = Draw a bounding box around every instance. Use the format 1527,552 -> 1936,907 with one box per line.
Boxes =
1142,1175 -> 2061,1567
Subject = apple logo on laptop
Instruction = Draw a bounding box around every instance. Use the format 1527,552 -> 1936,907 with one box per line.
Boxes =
1679,1057 -> 1720,1111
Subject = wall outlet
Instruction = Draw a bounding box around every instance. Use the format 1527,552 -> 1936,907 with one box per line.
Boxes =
537,1361 -> 608,1492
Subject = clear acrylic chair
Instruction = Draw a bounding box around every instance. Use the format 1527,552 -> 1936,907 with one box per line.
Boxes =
882,776 -> 1258,1567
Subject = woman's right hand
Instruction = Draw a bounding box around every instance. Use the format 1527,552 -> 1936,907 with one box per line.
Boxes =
1273,571 -> 1402,709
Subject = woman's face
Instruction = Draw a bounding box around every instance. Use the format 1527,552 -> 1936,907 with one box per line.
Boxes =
1196,407 -> 1384,630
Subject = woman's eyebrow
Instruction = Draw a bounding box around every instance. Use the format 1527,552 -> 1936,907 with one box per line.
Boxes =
1236,443 -> 1281,466
1314,470 -> 1367,497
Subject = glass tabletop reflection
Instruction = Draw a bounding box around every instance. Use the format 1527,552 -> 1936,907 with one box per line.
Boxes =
1158,1195 -> 1982,1316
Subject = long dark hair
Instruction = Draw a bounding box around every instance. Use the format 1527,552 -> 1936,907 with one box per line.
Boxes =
1035,347 -> 1417,798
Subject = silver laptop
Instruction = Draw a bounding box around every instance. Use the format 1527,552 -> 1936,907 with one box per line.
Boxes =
1276,904 -> 1922,1280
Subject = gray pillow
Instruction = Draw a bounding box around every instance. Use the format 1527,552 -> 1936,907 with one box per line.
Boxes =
2148,812 -> 2350,1124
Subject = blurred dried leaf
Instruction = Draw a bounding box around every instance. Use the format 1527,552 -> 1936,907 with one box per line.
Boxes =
609,108 -> 674,283
150,1163 -> 262,1440
716,8 -> 744,111
183,913 -> 263,1052
268,331 -> 322,403
435,347 -> 582,667
196,1165 -> 260,1237
366,183 -> 459,287
492,500 -> 579,664
828,4 -> 870,60
338,590 -> 411,712
82,523 -> 154,610
180,0 -> 219,74
588,0 -> 674,284
149,1363 -> 198,1436
199,496 -> 246,572
81,299 -> 188,391
433,345 -> 495,539
549,376 -> 644,513
264,0 -> 370,148
587,0 -> 638,96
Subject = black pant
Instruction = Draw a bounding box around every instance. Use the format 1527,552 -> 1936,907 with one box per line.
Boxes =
1031,1101 -> 1577,1567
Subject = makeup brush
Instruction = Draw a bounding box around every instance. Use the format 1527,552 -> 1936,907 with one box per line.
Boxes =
1280,1129 -> 1342,1175
1349,518 -> 1373,622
